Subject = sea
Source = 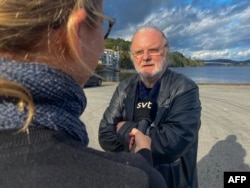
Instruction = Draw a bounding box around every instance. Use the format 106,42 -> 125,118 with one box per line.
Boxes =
98,66 -> 250,84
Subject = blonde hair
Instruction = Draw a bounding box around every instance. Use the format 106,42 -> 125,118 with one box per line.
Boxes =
0,0 -> 103,63
0,0 -> 103,131
0,78 -> 34,132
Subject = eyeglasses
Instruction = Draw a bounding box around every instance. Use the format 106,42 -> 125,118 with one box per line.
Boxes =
131,44 -> 167,59
103,17 -> 116,39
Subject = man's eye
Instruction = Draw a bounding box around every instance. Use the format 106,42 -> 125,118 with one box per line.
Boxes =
148,49 -> 159,53
135,51 -> 144,55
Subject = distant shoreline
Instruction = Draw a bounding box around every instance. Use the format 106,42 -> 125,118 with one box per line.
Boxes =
103,81 -> 250,86
197,83 -> 250,86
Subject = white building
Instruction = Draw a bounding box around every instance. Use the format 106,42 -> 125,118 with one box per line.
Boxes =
100,49 -> 120,71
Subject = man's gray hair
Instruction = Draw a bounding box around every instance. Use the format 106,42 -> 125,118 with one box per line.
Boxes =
130,26 -> 169,50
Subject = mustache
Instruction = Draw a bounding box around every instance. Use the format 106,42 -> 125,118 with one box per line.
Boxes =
141,61 -> 155,66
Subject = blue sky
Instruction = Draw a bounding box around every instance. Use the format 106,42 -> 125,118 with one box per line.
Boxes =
104,0 -> 250,61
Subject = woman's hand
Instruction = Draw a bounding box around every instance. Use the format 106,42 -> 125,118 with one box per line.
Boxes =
129,128 -> 151,153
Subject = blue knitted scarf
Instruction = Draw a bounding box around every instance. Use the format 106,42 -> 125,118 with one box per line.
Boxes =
0,57 -> 89,145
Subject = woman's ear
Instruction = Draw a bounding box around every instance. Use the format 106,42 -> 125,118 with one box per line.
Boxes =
68,8 -> 88,54
71,8 -> 87,37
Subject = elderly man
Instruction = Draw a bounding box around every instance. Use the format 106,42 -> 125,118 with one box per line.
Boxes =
99,26 -> 201,188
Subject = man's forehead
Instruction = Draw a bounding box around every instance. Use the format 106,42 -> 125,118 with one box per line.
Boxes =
132,31 -> 163,48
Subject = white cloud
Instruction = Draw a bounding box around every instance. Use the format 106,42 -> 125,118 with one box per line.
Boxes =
190,48 -> 250,61
108,1 -> 250,60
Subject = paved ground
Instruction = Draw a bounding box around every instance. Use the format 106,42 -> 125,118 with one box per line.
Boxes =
81,83 -> 250,188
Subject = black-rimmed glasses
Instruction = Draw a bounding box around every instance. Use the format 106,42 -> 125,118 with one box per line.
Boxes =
103,17 -> 116,39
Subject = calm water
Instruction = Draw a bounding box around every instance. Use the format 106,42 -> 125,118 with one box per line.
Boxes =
99,66 -> 250,84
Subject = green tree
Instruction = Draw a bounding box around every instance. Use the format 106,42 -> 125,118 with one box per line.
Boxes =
119,51 -> 133,69
169,52 -> 204,67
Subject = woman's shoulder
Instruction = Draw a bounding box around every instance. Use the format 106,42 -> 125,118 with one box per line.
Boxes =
0,127 -> 166,188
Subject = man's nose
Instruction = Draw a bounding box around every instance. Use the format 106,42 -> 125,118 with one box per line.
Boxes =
142,51 -> 151,60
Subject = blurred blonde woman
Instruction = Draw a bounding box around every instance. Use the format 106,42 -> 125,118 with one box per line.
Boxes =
0,0 -> 166,187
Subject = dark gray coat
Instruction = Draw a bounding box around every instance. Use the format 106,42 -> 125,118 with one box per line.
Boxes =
99,68 -> 201,188
0,127 -> 167,188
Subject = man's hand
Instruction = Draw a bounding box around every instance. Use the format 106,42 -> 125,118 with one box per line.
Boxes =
116,121 -> 126,132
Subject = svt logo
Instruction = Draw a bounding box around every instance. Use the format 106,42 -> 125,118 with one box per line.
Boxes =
136,101 -> 152,109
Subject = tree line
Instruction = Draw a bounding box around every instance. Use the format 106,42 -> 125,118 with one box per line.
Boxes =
104,38 -> 204,69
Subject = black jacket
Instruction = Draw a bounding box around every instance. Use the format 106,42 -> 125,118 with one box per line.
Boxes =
0,127 -> 167,188
99,69 -> 201,188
